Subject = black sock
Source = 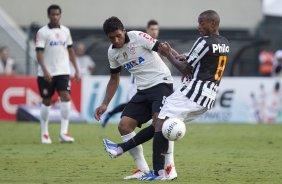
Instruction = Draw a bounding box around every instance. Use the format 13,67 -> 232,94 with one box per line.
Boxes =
153,131 -> 169,176
110,103 -> 127,115
118,125 -> 155,152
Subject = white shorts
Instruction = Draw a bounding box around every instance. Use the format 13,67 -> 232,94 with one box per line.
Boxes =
158,87 -> 208,123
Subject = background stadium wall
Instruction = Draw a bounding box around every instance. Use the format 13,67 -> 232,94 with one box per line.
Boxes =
1,76 -> 281,124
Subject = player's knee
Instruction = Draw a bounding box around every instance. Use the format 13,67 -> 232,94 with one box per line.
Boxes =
152,113 -> 162,131
118,121 -> 135,135
153,119 -> 164,132
152,113 -> 159,122
154,123 -> 162,132
42,98 -> 51,106
59,91 -> 70,101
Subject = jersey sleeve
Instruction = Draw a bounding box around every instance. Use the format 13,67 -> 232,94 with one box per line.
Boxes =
35,30 -> 46,49
66,28 -> 73,47
108,50 -> 122,73
186,37 -> 209,68
135,31 -> 158,51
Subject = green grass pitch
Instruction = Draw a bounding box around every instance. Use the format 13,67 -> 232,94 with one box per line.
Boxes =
0,122 -> 282,184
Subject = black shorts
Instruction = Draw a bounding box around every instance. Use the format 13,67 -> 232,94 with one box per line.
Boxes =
37,75 -> 70,98
122,83 -> 173,126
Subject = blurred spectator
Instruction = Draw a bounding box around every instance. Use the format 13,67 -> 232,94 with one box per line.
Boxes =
0,46 -> 16,76
71,42 -> 95,76
272,50 -> 282,76
265,82 -> 281,124
146,20 -> 180,75
258,49 -> 274,76
146,19 -> 159,39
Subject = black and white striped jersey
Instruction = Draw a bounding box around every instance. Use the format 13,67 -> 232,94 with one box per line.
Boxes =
181,34 -> 229,109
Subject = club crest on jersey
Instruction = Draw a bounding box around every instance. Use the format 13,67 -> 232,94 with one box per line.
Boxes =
123,57 -> 145,70
127,43 -> 137,54
123,52 -> 128,59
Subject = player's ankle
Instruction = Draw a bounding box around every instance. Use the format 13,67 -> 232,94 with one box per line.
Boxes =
117,146 -> 124,155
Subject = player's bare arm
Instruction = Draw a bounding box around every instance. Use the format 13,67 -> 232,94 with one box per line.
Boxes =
36,50 -> 52,82
171,48 -> 180,57
159,42 -> 192,78
68,47 -> 80,82
94,72 -> 120,120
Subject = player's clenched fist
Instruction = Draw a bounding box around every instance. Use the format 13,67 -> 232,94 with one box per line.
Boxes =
158,42 -> 172,57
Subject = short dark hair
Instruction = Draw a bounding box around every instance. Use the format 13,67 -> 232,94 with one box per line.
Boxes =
47,4 -> 62,15
147,19 -> 158,28
103,16 -> 124,35
199,10 -> 220,25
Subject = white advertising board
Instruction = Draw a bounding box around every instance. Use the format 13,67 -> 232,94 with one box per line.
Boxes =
81,76 -> 282,124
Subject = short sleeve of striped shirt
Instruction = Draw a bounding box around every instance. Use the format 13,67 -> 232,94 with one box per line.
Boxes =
186,37 -> 209,68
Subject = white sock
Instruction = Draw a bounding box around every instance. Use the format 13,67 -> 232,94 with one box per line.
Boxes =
121,132 -> 150,172
60,101 -> 71,135
40,104 -> 51,136
165,141 -> 175,166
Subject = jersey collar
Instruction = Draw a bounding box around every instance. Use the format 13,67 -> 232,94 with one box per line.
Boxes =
48,23 -> 61,29
112,33 -> 130,49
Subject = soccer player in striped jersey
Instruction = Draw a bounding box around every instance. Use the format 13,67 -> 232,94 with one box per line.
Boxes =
144,9 -> 230,180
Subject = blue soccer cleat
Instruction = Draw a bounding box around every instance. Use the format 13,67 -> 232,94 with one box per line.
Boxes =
139,170 -> 166,181
101,113 -> 111,128
102,138 -> 123,158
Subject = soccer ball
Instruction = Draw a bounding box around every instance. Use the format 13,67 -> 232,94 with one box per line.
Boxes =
162,118 -> 186,141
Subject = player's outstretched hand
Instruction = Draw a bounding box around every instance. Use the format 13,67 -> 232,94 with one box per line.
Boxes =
94,104 -> 107,121
181,64 -> 193,82
159,41 -> 172,57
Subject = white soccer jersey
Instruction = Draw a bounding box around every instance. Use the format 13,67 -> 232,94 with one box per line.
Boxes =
36,25 -> 73,76
108,31 -> 173,90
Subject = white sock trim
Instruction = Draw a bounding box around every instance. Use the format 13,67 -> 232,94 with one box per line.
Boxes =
121,131 -> 149,172
121,131 -> 136,142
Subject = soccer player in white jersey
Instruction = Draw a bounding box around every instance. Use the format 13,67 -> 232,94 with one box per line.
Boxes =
95,16 -> 179,180
104,10 -> 230,180
101,19 -> 160,127
36,4 -> 79,144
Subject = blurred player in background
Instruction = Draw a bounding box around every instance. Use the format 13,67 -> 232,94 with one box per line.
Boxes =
101,74 -> 136,127
103,10 -> 230,180
70,42 -> 96,76
146,20 -> 159,39
101,20 -> 159,127
95,16 -> 179,180
0,46 -> 16,76
36,4 -> 79,144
